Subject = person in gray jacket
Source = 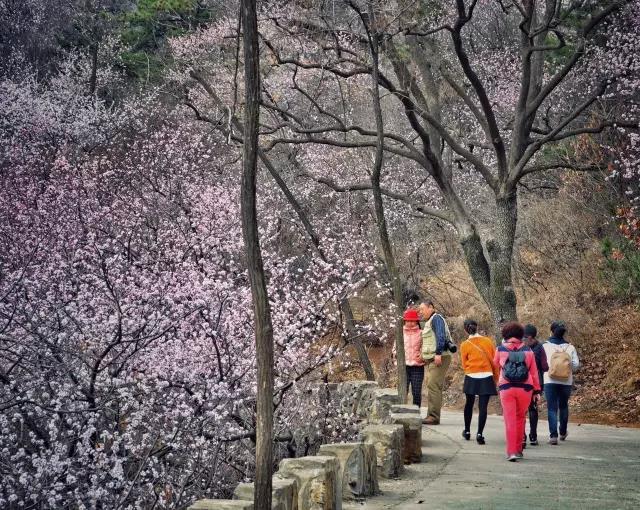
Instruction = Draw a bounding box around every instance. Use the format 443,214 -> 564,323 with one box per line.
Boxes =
543,321 -> 580,445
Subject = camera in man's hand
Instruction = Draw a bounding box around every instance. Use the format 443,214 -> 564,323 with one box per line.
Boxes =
445,339 -> 457,353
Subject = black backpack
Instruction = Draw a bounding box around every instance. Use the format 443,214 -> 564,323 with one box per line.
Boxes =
503,347 -> 529,383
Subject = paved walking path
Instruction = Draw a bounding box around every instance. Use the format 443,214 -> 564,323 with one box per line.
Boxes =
345,410 -> 640,510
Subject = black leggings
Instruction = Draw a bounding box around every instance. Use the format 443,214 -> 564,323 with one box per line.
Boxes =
406,365 -> 425,407
464,394 -> 490,435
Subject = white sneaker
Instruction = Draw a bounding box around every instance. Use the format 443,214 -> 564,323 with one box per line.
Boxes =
507,454 -> 519,462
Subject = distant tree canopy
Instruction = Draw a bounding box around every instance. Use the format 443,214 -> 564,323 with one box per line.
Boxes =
120,0 -> 217,79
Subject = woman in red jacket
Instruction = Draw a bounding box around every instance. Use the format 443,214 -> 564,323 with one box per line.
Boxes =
402,308 -> 425,407
493,322 -> 541,462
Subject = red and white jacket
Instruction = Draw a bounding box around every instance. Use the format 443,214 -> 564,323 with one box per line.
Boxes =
493,338 -> 541,392
402,325 -> 425,366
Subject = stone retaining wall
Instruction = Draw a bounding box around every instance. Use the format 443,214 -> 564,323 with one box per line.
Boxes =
187,382 -> 422,510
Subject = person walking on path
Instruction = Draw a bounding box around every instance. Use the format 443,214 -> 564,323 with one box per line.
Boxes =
494,322 -> 541,462
419,301 -> 453,425
460,319 -> 498,444
401,308 -> 425,407
523,324 -> 548,446
543,321 -> 580,445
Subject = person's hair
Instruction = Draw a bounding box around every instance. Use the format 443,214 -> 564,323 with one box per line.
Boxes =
404,290 -> 421,307
421,300 -> 435,308
551,321 -> 567,338
463,319 -> 478,335
501,321 -> 524,340
523,324 -> 537,338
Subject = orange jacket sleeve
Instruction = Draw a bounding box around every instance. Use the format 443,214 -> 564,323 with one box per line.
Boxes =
460,341 -> 470,373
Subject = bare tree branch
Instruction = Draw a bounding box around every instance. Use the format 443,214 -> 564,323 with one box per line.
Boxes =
440,67 -> 490,136
544,119 -> 639,143
451,0 -> 508,177
511,80 -> 611,182
520,161 -> 606,178
300,172 -> 454,223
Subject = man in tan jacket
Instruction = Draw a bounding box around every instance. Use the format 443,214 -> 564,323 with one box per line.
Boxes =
419,301 -> 452,425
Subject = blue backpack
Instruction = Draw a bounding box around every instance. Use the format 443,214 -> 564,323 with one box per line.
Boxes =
503,347 -> 529,383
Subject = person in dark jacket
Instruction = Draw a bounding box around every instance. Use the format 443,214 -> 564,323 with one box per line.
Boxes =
523,324 -> 548,446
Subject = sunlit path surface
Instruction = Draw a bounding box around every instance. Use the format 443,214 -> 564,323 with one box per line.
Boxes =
344,410 -> 640,510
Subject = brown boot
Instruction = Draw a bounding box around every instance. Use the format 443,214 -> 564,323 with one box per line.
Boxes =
422,416 -> 440,425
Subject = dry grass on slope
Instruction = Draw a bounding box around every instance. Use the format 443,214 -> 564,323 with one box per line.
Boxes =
572,305 -> 640,425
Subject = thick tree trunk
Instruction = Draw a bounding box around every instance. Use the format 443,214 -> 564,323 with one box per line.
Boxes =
450,189 -> 518,333
365,3 -> 407,400
241,1 -> 274,508
459,224 -> 491,301
486,193 -> 518,328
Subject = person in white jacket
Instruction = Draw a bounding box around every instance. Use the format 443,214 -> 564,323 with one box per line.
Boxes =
543,321 -> 580,445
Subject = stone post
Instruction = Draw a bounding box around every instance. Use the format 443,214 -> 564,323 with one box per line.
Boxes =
233,476 -> 298,510
319,442 -> 377,500
278,455 -> 341,510
370,388 -> 401,423
337,380 -> 380,420
359,424 -> 404,478
389,413 -> 423,464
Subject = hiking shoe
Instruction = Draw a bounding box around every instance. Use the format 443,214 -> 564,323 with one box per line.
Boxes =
462,430 -> 471,440
560,432 -> 568,441
515,452 -> 524,459
476,434 -> 485,445
529,438 -> 539,446
423,417 -> 440,425
549,437 -> 558,445
507,454 -> 519,462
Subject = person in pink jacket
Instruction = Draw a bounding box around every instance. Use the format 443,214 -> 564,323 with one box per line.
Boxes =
402,308 -> 425,407
493,321 -> 541,461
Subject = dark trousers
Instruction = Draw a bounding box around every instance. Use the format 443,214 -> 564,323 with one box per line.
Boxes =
406,365 -> 425,407
525,396 -> 539,441
464,394 -> 490,435
544,383 -> 572,438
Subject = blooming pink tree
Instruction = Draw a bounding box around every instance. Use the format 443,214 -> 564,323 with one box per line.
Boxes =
0,45 -> 376,508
